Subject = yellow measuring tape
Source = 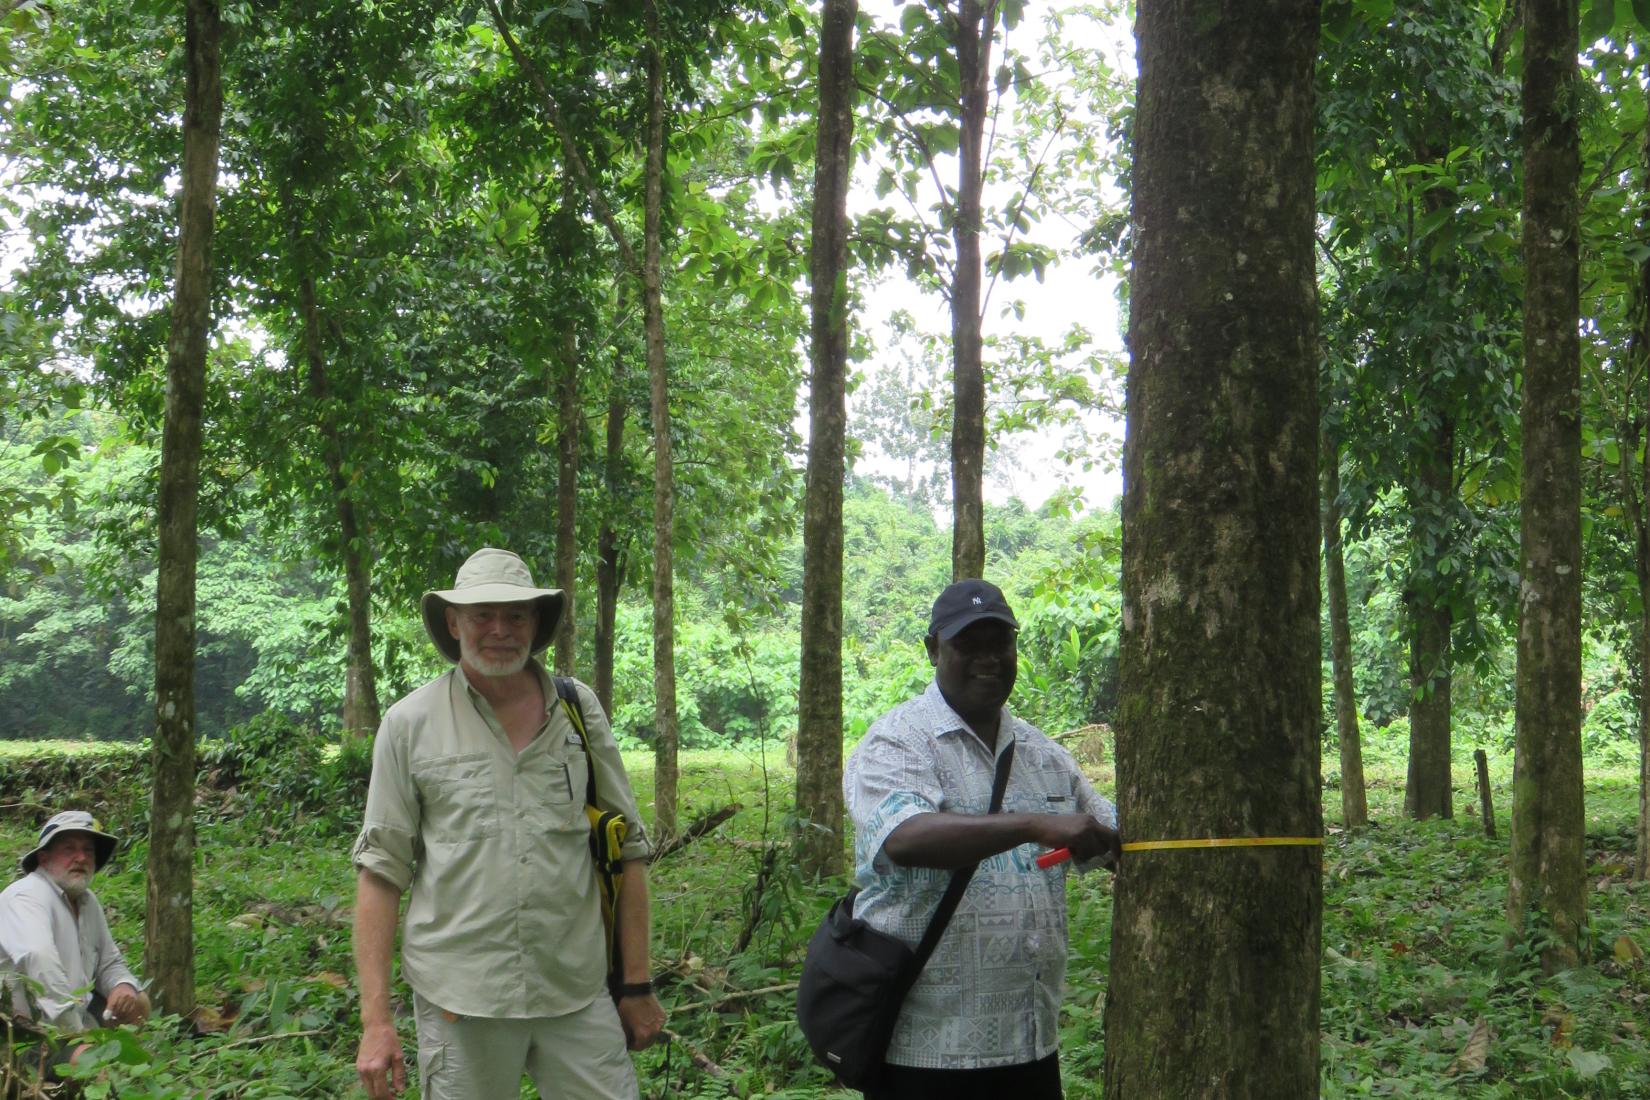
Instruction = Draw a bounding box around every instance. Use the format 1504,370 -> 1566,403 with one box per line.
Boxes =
1122,836 -> 1323,852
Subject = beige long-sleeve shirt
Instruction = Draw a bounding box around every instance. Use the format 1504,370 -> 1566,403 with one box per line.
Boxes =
0,870 -> 140,1031
351,664 -> 649,1019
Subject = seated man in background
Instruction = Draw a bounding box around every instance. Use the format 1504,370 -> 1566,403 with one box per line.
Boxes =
0,809 -> 151,1043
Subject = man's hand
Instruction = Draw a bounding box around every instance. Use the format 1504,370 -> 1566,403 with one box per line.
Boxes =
1039,813 -> 1122,868
103,983 -> 151,1026
616,992 -> 666,1051
356,1020 -> 407,1099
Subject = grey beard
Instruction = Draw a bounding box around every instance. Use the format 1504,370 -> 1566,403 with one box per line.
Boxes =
47,869 -> 91,901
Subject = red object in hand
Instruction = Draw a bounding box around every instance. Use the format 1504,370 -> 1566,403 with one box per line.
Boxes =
1035,848 -> 1071,869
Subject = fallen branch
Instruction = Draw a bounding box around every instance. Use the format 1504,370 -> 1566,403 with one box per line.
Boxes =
211,1027 -> 327,1052
673,981 -> 799,1013
649,804 -> 742,863
661,1027 -> 725,1077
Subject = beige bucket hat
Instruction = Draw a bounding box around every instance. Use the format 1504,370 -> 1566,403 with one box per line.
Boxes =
21,810 -> 118,873
421,548 -> 565,663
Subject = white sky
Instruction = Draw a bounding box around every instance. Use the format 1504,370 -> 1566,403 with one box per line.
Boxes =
842,0 -> 1132,515
4,4 -> 1135,513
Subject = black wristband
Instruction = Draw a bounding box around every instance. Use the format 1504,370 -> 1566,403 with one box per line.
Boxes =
614,980 -> 654,999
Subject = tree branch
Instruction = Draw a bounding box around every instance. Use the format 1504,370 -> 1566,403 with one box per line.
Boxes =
481,0 -> 640,278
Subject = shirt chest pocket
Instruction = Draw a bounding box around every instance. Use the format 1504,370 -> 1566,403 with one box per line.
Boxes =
415,752 -> 500,843
520,736 -> 590,832
1004,783 -> 1071,817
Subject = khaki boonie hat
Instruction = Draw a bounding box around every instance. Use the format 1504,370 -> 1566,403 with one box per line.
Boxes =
22,810 -> 118,873
420,548 -> 565,662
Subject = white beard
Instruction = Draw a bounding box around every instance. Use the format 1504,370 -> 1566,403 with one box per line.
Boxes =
47,868 -> 91,901
459,635 -> 530,678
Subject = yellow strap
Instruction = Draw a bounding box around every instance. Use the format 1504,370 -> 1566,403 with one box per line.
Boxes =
1121,836 -> 1323,852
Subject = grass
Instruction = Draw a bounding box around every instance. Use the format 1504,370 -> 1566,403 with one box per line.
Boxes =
0,733 -> 1645,1098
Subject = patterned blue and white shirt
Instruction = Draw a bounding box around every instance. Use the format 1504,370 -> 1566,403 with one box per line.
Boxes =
843,679 -> 1118,1070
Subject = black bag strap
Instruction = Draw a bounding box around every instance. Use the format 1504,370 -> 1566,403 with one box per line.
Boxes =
902,738 -> 1016,983
553,676 -> 599,807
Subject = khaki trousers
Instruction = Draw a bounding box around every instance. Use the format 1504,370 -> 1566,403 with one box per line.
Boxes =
412,992 -> 639,1100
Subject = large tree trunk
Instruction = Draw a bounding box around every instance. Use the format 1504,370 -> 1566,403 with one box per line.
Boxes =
794,0 -> 857,880
643,0 -> 678,839
299,274 -> 379,738
555,325 -> 580,676
147,0 -> 222,1019
1508,0 -> 1584,968
949,0 -> 992,581
1323,435 -> 1368,828
595,340 -> 628,717
1105,4 -> 1322,1097
1404,420 -> 1454,820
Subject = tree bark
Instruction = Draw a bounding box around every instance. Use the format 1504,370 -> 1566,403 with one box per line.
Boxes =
555,325 -> 580,676
1634,79 -> 1650,883
595,339 -> 628,718
643,0 -> 678,839
1475,748 -> 1496,838
1106,4 -> 1322,1097
1404,420 -> 1454,820
299,274 -> 379,738
1323,435 -> 1368,827
794,0 -> 857,880
1621,392 -> 1649,881
147,0 -> 222,1019
1507,0 -> 1584,969
949,0 -> 993,581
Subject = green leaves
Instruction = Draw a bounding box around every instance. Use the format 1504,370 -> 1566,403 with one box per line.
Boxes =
1580,0 -> 1617,44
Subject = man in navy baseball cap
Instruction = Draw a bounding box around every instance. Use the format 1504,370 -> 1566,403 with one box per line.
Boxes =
841,578 -> 1120,1099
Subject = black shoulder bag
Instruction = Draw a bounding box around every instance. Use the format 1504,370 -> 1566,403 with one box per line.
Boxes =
796,740 -> 1016,1089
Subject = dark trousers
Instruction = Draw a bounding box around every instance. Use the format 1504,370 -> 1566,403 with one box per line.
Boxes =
862,1052 -> 1063,1100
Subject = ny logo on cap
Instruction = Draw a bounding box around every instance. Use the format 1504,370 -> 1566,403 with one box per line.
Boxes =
971,596 -> 983,605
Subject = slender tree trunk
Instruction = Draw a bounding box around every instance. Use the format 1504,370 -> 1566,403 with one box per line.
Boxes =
1106,4 -> 1322,1097
555,326 -> 580,676
1323,435 -> 1368,827
949,0 -> 993,581
1508,0 -> 1584,968
299,274 -> 379,737
148,0 -> 222,1019
643,0 -> 678,839
595,341 -> 628,718
1405,420 -> 1454,820
1623,397 -> 1650,882
794,0 -> 857,880
1634,81 -> 1650,883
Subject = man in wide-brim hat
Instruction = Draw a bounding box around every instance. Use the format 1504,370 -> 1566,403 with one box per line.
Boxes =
352,548 -> 663,1100
1,809 -> 152,1039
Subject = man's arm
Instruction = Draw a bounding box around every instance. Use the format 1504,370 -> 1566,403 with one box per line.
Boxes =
354,868 -> 407,1100
612,859 -> 665,1050
86,896 -> 147,1025
883,811 -> 1120,870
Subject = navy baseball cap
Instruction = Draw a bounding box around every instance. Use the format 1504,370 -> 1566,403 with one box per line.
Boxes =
928,579 -> 1019,640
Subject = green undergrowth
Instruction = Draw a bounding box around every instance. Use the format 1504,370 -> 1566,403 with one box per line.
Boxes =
0,739 -> 1645,1098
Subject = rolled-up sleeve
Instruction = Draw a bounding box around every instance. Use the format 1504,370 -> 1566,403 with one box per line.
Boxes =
845,729 -> 943,879
352,716 -> 421,892
88,899 -> 138,999
575,681 -> 651,862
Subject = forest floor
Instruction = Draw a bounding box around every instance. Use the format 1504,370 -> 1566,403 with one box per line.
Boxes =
0,734 -> 1645,1099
